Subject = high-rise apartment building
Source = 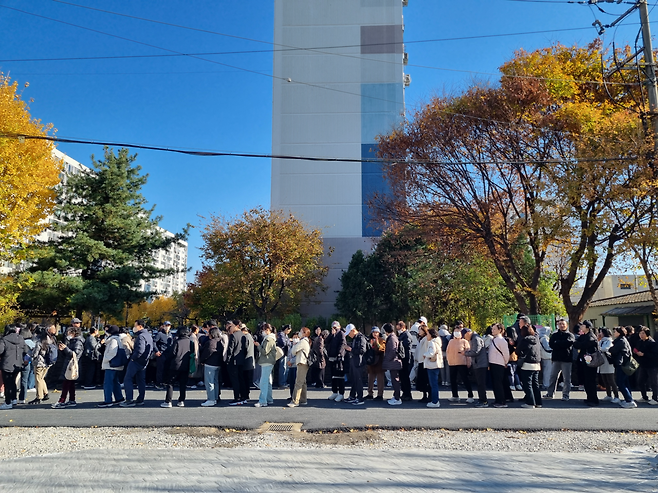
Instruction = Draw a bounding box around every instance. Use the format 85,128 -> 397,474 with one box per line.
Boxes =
271,0 -> 408,316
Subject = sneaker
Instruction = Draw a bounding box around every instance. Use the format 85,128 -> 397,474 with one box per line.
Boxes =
475,402 -> 489,408
601,396 -> 612,402
66,401 -> 77,407
188,385 -> 197,390
287,402 -> 298,408
42,394 -> 49,401
327,393 -> 339,401
120,400 -> 136,408
334,394 -> 344,402
201,400 -> 216,407
28,399 -> 41,405
82,386 -> 96,390
97,402 -> 114,408
160,402 -> 172,408
516,385 -> 523,391
300,402 -> 308,406
648,399 -> 658,406
344,396 -> 357,403
520,403 -> 535,409
135,400 -> 145,406
373,395 -> 383,401
448,397 -> 460,402
363,394 -> 374,400
509,386 -> 516,391
176,401 -> 185,407
387,398 -> 402,406
543,394 -> 553,399
17,400 -> 25,405
352,399 -> 365,406
620,400 -> 637,409
466,397 -> 474,404
0,392 -> 4,398
0,403 -> 12,410
51,401 -> 66,409
11,399 -> 17,405
427,401 -> 441,408
561,395 -> 570,401
254,402 -> 267,408
493,403 -> 508,408
611,397 -> 621,404
113,398 -> 125,406
229,400 -> 244,406
27,388 -> 36,393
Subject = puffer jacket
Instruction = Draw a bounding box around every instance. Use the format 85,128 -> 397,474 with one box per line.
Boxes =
102,334 -> 132,371
58,335 -> 84,381
422,338 -> 444,369
446,338 -> 470,366
349,332 -> 368,368
464,333 -> 488,369
549,330 -> 575,362
609,336 -> 631,368
574,331 -> 599,363
0,332 -> 27,373
382,333 -> 402,371
516,335 -> 541,366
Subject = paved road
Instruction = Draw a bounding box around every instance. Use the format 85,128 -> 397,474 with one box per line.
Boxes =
3,387 -> 657,431
1,447 -> 656,492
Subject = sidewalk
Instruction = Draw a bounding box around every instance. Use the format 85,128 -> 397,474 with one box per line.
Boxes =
1,447 -> 656,492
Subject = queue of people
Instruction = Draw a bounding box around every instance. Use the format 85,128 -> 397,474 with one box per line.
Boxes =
0,315 -> 656,410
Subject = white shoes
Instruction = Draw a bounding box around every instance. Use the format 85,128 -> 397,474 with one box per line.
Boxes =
177,401 -> 185,407
160,402 -> 172,408
287,402 -> 298,408
448,397 -> 460,402
427,401 -> 440,408
334,394 -> 344,402
648,399 -> 658,406
466,397 -> 474,404
611,397 -> 621,404
254,402 -> 267,407
619,400 -> 637,409
328,393 -> 339,401
387,398 -> 402,406
601,396 -> 612,402
200,400 -> 216,407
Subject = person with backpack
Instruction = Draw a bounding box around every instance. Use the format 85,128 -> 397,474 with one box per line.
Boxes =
344,324 -> 368,406
18,325 -> 36,404
573,321 -> 600,407
0,325 -> 28,409
120,320 -> 153,407
381,323 -> 403,405
226,320 -> 249,405
396,321 -> 413,401
98,325 -> 132,408
288,327 -> 312,407
51,326 -> 84,409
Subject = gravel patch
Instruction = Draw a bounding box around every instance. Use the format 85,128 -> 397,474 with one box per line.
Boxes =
0,427 -> 656,459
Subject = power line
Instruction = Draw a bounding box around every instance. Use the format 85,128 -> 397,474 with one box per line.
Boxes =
0,132 -> 641,166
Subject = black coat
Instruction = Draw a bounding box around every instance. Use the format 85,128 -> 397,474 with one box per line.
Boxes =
609,336 -> 632,367
549,330 -> 575,362
516,335 -> 541,365
350,332 -> 368,368
398,331 -> 413,366
200,338 -> 223,367
0,332 -> 27,373
227,331 -> 247,367
58,335 -> 84,381
574,331 -> 599,362
165,335 -> 192,374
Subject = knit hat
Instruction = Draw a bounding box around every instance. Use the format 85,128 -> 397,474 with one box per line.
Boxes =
371,326 -> 380,333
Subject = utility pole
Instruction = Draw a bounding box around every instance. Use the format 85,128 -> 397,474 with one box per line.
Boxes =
638,0 -> 658,148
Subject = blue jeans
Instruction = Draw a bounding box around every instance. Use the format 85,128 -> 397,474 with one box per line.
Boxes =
615,366 -> 633,403
103,369 -> 124,404
124,361 -> 146,402
278,356 -> 289,387
20,362 -> 34,400
427,368 -> 440,404
258,364 -> 274,405
204,365 -> 220,402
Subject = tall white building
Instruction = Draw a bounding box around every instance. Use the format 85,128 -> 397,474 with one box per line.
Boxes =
271,0 -> 408,317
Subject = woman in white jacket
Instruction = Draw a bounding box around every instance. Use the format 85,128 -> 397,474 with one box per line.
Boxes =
413,324 -> 430,403
288,327 -> 311,407
423,328 -> 444,408
598,328 -> 620,403
98,325 -> 132,408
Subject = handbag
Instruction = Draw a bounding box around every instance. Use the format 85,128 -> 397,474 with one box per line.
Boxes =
621,356 -> 640,376
275,346 -> 284,361
109,347 -> 129,368
585,350 -> 605,368
65,353 -> 79,380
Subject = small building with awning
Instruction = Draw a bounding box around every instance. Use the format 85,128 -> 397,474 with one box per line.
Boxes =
583,290 -> 656,335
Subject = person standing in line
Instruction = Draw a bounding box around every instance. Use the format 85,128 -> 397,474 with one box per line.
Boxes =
28,328 -> 56,405
199,326 -> 223,407
573,321 -> 600,407
327,321 -> 347,402
240,324 -> 255,403
537,326 -> 553,390
153,322 -> 172,389
464,329 -> 489,408
98,325 -> 131,407
51,326 -> 84,409
160,326 -> 192,408
121,320 -> 153,407
438,323 -> 452,386
275,324 -> 292,389
422,328 -> 443,408
81,327 -> 102,390
254,323 -> 276,407
344,324 -> 368,406
365,326 -> 386,401
608,326 -> 636,409
382,323 -> 403,406
18,326 -> 35,404
397,321 -> 413,401
413,322 -> 430,402
516,323 -> 543,409
598,328 -> 620,404
488,323 -> 510,408
288,327 -> 312,407
544,318 -> 575,401
0,325 -> 28,409
635,327 -> 658,405
311,326 -> 326,389
226,321 -> 248,405
446,326 -> 474,403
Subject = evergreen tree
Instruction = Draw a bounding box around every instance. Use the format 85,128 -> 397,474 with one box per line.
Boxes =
18,147 -> 186,319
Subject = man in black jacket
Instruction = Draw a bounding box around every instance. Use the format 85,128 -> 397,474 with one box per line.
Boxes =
0,325 -> 28,409
544,318 -> 575,401
227,320 -> 248,405
397,321 -> 414,401
636,327 -> 658,405
81,327 -> 102,389
121,320 -> 153,407
154,322 -> 172,389
345,324 -> 368,406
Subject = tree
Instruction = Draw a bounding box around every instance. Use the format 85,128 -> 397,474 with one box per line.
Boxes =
0,74 -> 62,262
376,41 -> 651,327
200,207 -> 328,320
18,147 -> 186,319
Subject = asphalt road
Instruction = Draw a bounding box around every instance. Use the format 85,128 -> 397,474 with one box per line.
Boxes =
2,386 -> 657,431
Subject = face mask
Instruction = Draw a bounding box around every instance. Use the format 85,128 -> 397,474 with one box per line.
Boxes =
453,332 -> 462,339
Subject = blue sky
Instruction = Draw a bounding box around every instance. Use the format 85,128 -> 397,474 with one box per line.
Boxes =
0,0 -> 650,281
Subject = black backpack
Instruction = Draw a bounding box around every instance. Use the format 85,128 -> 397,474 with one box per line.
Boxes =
364,346 -> 376,366
396,341 -> 406,361
44,343 -> 58,366
306,348 -> 317,366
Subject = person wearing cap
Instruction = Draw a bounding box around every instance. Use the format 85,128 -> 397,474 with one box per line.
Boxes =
327,321 -> 347,401
365,326 -> 386,401
154,322 -> 173,389
344,324 -> 368,405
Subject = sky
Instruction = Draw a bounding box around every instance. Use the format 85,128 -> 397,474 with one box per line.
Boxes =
0,0 -> 652,282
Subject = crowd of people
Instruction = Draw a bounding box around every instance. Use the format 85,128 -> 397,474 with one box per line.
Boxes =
0,314 -> 656,411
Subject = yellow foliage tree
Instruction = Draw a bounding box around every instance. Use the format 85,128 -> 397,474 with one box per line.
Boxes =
106,296 -> 178,327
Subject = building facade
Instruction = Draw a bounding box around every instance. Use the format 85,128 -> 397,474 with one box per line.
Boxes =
271,0 -> 408,317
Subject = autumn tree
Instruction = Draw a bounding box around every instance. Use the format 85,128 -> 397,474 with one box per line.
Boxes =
0,74 -> 62,323
376,41 -> 652,327
200,207 -> 327,320
18,148 -> 186,319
